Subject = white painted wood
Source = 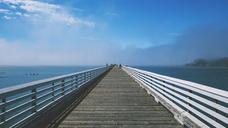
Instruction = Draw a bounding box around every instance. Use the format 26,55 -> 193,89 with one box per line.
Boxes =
127,67 -> 228,103
123,66 -> 228,128
0,66 -> 110,128
127,70 -> 209,128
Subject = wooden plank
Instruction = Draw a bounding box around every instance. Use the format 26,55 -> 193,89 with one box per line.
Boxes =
57,67 -> 182,128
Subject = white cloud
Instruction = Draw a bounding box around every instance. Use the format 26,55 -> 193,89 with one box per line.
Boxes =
3,15 -> 11,20
15,11 -> 21,16
0,0 -> 95,27
0,38 -> 122,65
0,8 -> 9,13
9,4 -> 17,9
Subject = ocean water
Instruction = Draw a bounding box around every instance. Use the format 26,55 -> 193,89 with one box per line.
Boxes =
135,66 -> 228,91
0,66 -> 227,91
0,66 -> 98,89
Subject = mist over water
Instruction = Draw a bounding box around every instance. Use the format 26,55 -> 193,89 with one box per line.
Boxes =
118,24 -> 228,65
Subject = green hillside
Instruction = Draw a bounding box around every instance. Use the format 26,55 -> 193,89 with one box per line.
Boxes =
186,58 -> 228,67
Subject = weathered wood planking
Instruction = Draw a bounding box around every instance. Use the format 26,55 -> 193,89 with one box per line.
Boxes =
57,67 -> 182,128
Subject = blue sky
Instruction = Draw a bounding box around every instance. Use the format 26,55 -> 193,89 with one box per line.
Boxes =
0,0 -> 228,65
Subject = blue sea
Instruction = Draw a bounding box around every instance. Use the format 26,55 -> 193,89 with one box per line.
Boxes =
0,66 -> 227,91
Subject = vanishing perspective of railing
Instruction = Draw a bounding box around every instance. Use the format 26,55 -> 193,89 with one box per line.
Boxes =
123,66 -> 228,128
0,66 -> 110,128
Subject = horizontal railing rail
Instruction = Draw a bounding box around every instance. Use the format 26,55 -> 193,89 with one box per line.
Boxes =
0,66 -> 111,128
123,66 -> 228,128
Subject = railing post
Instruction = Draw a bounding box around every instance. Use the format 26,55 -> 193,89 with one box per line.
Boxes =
75,75 -> 78,88
89,71 -> 91,80
1,97 -> 6,127
187,90 -> 192,114
52,82 -> 55,101
71,76 -> 74,91
215,99 -> 218,122
31,88 -> 37,113
84,73 -> 86,83
93,70 -> 97,77
92,71 -> 94,79
78,74 -> 81,87
61,79 -> 65,96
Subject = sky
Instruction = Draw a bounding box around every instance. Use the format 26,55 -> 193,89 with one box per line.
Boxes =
0,0 -> 228,66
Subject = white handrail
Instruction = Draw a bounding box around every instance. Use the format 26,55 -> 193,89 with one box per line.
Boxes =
127,67 -> 228,102
123,66 -> 228,128
0,66 -> 111,128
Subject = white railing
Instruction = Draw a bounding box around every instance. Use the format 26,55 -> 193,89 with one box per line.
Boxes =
123,66 -> 228,128
0,66 -> 111,128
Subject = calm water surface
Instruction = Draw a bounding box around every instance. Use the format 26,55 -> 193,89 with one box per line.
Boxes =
135,66 -> 228,91
0,66 -> 98,89
0,66 -> 227,91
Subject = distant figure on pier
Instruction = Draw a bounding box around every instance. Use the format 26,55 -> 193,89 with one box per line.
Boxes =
119,64 -> 122,68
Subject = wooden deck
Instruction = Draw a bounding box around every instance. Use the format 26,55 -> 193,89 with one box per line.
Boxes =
57,67 -> 182,128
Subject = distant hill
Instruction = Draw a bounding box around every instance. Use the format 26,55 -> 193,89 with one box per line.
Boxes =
185,57 -> 228,67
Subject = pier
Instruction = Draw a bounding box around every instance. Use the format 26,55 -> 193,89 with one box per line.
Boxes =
57,67 -> 181,128
0,65 -> 227,128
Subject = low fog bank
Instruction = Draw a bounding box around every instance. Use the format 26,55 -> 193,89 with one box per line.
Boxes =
119,25 -> 228,66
